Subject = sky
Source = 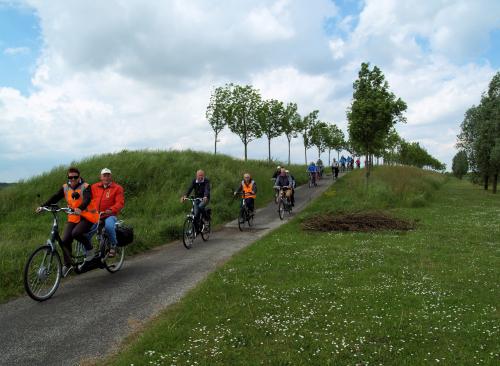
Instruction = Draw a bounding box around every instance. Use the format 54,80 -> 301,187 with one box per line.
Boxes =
0,0 -> 499,182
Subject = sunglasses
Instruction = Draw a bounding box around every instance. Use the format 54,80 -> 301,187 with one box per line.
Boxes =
68,176 -> 80,180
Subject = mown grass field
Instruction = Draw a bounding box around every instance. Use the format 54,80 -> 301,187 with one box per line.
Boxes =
0,150 -> 307,302
105,166 -> 499,365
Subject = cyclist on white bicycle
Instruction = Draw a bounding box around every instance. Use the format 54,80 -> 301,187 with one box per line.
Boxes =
275,168 -> 294,206
234,173 -> 257,214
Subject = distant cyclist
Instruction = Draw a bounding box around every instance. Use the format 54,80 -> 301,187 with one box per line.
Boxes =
332,159 -> 339,179
36,167 -> 99,275
307,162 -> 317,185
234,173 -> 257,214
91,168 -> 124,257
316,159 -> 324,177
285,169 -> 296,206
275,168 -> 294,206
181,170 -> 211,230
340,155 -> 346,172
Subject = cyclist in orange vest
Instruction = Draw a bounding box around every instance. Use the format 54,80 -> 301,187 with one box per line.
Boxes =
37,167 -> 99,275
234,173 -> 257,213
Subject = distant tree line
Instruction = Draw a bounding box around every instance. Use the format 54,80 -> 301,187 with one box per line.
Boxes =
206,83 -> 344,165
206,62 -> 445,174
457,71 -> 500,193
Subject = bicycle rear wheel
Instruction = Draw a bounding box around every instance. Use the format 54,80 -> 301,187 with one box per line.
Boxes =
23,245 -> 62,302
183,217 -> 195,249
104,246 -> 125,273
201,219 -> 211,241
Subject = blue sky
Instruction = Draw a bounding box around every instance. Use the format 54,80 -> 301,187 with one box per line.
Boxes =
0,0 -> 499,182
0,3 -> 41,95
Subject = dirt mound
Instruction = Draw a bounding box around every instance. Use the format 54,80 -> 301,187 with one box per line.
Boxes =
301,211 -> 415,232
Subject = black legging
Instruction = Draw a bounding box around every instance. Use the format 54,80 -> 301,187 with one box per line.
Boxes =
61,219 -> 93,265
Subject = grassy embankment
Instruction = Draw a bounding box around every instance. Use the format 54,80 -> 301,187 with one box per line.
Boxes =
0,150 -> 307,302
106,166 -> 499,365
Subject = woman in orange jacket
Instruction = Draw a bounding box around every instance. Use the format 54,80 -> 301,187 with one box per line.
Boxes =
37,167 -> 98,274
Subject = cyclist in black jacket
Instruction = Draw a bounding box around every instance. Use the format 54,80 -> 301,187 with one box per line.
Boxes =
181,170 -> 211,225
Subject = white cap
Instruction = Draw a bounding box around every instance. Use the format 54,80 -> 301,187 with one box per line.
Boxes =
101,168 -> 112,175
277,165 -> 281,169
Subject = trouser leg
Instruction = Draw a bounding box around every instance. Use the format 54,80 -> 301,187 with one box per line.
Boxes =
72,219 -> 94,251
245,198 -> 254,212
61,222 -> 77,265
104,216 -> 118,247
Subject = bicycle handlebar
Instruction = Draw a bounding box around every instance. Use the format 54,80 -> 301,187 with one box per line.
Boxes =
39,205 -> 74,214
184,197 -> 203,202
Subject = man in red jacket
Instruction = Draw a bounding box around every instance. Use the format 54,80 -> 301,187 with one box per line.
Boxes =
91,168 -> 125,257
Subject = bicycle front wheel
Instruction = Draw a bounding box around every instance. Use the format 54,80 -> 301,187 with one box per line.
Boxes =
278,200 -> 285,220
247,212 -> 254,227
23,245 -> 62,302
238,208 -> 245,231
183,217 -> 195,249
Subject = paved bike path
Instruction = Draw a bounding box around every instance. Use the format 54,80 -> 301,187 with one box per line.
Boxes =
0,175 -> 341,366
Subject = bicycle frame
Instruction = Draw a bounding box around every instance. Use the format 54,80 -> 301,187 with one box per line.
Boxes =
41,206 -> 73,253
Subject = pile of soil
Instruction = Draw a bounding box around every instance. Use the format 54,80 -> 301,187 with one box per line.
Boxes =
301,211 -> 415,232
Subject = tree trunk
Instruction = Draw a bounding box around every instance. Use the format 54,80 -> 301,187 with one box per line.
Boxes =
328,149 -> 331,166
376,157 -> 379,165
484,174 -> 489,190
365,153 -> 370,183
214,132 -> 218,155
244,142 -> 248,161
493,173 -> 498,194
318,147 -> 321,159
304,146 -> 308,166
287,138 -> 291,166
268,137 -> 271,163
337,150 -> 340,160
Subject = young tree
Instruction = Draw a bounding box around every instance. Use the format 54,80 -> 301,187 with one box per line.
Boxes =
347,62 -> 407,180
490,139 -> 500,193
324,124 -> 345,165
381,128 -> 401,165
227,84 -> 263,161
300,110 -> 319,165
458,72 -> 500,191
452,150 -> 469,179
310,121 -> 329,160
206,86 -> 232,155
257,99 -> 283,162
280,102 -> 301,166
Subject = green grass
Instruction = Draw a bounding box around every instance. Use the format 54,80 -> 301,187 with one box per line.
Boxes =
105,166 -> 499,365
0,149 -> 307,303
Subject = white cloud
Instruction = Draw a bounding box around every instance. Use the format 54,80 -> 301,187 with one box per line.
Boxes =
0,0 -> 498,180
3,46 -> 30,55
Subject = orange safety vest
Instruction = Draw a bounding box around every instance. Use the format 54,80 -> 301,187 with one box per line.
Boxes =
63,183 -> 99,224
242,180 -> 256,199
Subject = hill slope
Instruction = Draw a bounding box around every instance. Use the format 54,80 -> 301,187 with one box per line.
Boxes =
0,149 -> 307,302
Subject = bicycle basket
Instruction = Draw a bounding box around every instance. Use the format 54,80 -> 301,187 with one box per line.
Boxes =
116,224 -> 134,247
